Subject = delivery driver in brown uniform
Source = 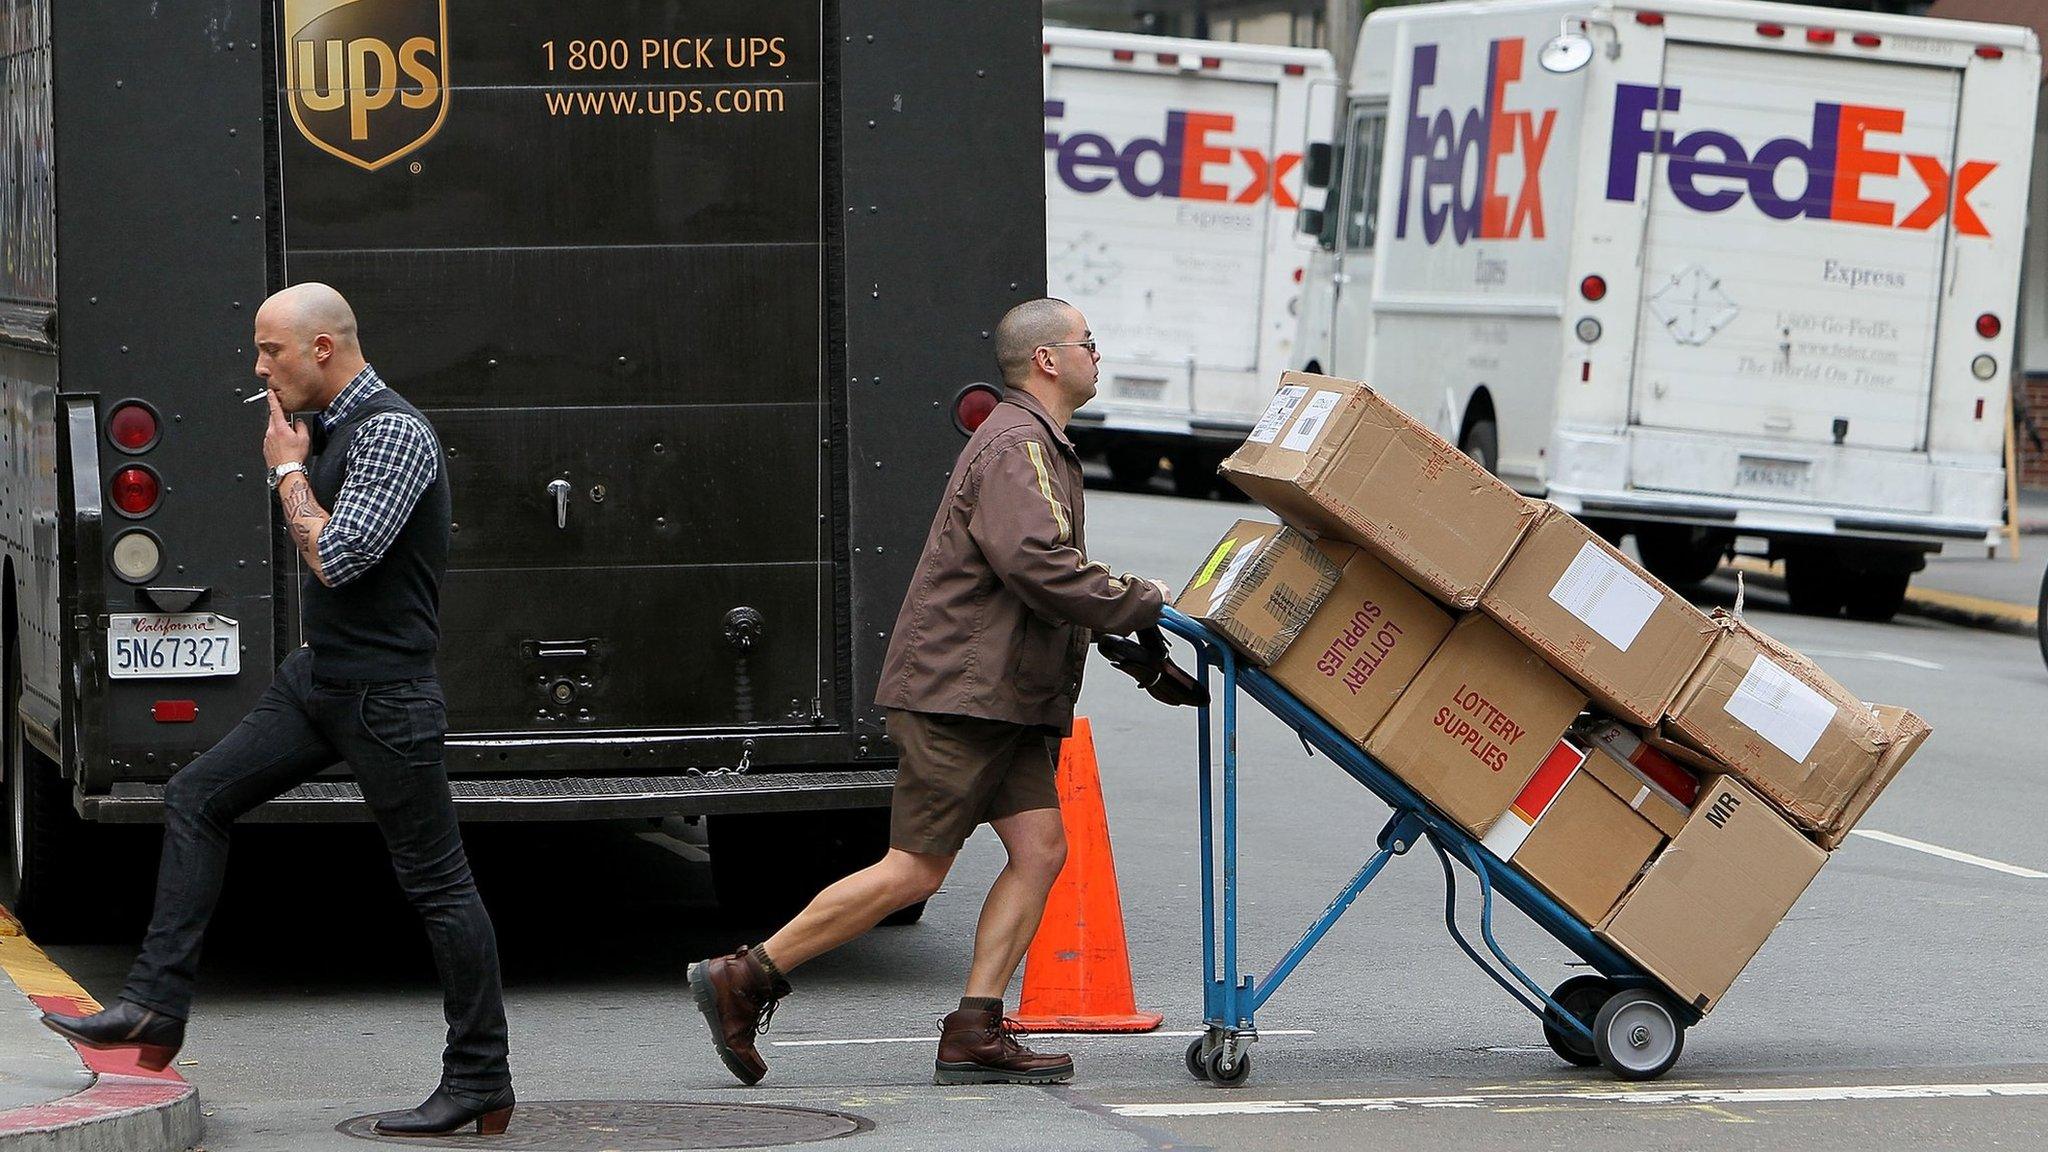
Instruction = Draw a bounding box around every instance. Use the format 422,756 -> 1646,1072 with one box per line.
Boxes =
688,298 -> 1169,1086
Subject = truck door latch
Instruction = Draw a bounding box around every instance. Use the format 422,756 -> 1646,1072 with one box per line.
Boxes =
547,478 -> 572,529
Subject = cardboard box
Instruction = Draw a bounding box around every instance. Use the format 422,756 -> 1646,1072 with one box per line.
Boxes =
1266,542 -> 1455,744
1480,505 -> 1717,726
1221,373 -> 1537,609
1578,719 -> 1699,839
1363,615 -> 1589,836
1597,776 -> 1828,1014
1664,613 -> 1890,834
1174,520 -> 1342,666
1482,738 -> 1667,923
1816,704 -> 1931,850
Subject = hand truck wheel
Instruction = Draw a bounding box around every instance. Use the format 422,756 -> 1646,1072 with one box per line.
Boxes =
1184,1037 -> 1209,1081
1592,987 -> 1686,1080
1204,1046 -> 1252,1088
1541,974 -> 1614,1068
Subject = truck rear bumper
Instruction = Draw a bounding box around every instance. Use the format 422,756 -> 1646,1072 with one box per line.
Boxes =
1548,427 -> 2002,546
79,769 -> 897,824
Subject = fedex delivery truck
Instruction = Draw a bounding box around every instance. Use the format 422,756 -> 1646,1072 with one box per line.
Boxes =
1043,27 -> 1334,495
1295,0 -> 2038,620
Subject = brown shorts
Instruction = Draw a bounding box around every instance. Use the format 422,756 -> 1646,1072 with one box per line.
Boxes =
886,709 -> 1063,856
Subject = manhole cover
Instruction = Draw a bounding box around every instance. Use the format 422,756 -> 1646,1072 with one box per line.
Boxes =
337,1101 -> 870,1150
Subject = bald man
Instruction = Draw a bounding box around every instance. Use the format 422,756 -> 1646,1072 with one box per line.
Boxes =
688,299 -> 1170,1087
41,284 -> 515,1137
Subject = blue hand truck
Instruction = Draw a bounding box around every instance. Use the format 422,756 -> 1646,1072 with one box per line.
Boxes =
1158,606 -> 1702,1087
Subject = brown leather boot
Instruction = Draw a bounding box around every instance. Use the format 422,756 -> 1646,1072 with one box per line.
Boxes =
934,1005 -> 1075,1085
687,946 -> 790,1085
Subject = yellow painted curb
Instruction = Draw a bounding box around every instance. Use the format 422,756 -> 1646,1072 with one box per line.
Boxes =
0,905 -> 102,1006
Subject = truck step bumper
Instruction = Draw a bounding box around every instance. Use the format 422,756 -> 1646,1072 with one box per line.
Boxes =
81,769 -> 899,824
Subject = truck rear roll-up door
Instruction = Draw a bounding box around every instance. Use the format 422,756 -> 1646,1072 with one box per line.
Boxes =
1630,43 -> 1960,454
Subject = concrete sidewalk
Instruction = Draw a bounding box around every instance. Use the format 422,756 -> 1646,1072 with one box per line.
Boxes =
0,909 -> 199,1152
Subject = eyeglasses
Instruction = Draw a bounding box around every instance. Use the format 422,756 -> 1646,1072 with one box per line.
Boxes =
1040,340 -> 1097,354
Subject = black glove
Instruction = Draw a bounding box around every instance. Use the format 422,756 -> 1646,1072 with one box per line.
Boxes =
1095,625 -> 1208,708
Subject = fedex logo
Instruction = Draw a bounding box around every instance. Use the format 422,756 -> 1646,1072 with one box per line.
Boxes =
1396,39 -> 1558,245
1606,84 -> 1994,237
1043,101 -> 1300,206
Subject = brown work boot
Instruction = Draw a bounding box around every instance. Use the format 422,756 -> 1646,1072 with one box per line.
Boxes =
934,1004 -> 1075,1085
687,946 -> 791,1085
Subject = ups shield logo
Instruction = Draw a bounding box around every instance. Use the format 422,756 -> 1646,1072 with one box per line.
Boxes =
284,0 -> 449,171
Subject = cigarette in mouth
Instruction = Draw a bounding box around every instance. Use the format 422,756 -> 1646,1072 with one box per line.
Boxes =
244,391 -> 271,404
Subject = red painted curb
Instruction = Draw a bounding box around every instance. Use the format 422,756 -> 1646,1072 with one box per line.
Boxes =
0,1075 -> 193,1139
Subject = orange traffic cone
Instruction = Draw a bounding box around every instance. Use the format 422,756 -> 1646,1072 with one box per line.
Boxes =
1011,717 -> 1164,1033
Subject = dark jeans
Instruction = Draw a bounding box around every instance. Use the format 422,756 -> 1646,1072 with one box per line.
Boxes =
122,647 -> 510,1099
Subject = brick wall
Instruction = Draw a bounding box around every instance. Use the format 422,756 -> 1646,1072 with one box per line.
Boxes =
2023,375 -> 2048,491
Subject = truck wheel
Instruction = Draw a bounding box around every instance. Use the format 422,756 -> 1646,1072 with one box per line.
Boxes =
1783,551 -> 1848,617
1105,445 -> 1160,489
1170,448 -> 1218,499
1458,419 -> 1499,475
5,701 -> 96,940
1635,525 -> 1731,589
2038,565 -> 2047,670
710,808 -> 926,928
1843,571 -> 1911,623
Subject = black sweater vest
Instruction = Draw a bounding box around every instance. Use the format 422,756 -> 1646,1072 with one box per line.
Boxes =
301,388 -> 451,682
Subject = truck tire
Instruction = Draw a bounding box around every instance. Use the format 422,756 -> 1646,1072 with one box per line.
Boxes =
2037,564 -> 2047,670
5,643 -> 102,941
1105,445 -> 1160,489
1635,525 -> 1731,589
1169,448 -> 1218,499
1458,419 -> 1499,475
710,808 -> 927,928
1783,550 -> 1848,617
1843,571 -> 1911,623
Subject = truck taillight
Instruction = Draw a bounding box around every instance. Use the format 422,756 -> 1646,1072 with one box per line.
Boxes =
111,465 -> 160,516
1284,63 -> 1306,76
1807,29 -> 1836,45
1201,56 -> 1221,70
1978,313 -> 2002,339
1634,12 -> 1665,27
153,700 -> 197,723
1156,52 -> 1179,66
111,530 -> 161,582
1853,33 -> 1881,48
1580,275 -> 1608,302
1756,23 -> 1785,39
952,383 -> 1001,436
1977,46 -> 2005,60
1111,49 -> 1135,62
107,401 -> 160,453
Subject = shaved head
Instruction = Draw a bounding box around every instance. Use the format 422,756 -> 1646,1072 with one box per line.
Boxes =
994,298 -> 1081,387
257,282 -> 360,353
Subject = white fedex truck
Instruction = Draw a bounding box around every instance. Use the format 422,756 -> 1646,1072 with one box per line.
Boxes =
1044,27 -> 1335,495
1294,0 -> 2038,619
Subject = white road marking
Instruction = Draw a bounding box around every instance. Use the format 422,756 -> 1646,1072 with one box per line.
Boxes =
1850,830 -> 2048,879
1797,649 -> 1944,670
1110,1081 -> 2048,1117
773,1029 -> 1315,1048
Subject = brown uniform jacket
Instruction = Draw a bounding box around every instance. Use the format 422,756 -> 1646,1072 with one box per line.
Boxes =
875,389 -> 1164,732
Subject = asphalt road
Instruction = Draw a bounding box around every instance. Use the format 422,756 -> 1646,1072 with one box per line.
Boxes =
42,487 -> 2048,1152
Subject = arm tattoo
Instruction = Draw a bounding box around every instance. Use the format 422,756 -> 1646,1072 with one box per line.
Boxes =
278,473 -> 334,582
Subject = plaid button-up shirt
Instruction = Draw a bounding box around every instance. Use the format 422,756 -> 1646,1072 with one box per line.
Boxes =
313,365 -> 440,587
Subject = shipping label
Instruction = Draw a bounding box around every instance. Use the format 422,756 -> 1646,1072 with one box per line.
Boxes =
1725,654 -> 1836,763
1278,390 -> 1343,452
1247,386 -> 1308,445
1547,541 -> 1660,651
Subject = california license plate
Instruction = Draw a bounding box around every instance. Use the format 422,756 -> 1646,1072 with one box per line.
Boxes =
107,614 -> 241,679
1734,456 -> 1812,495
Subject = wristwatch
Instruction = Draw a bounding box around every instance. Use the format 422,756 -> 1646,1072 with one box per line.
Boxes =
267,461 -> 307,491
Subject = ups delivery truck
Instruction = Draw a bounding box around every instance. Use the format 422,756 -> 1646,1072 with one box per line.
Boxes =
0,1 -> 1042,936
